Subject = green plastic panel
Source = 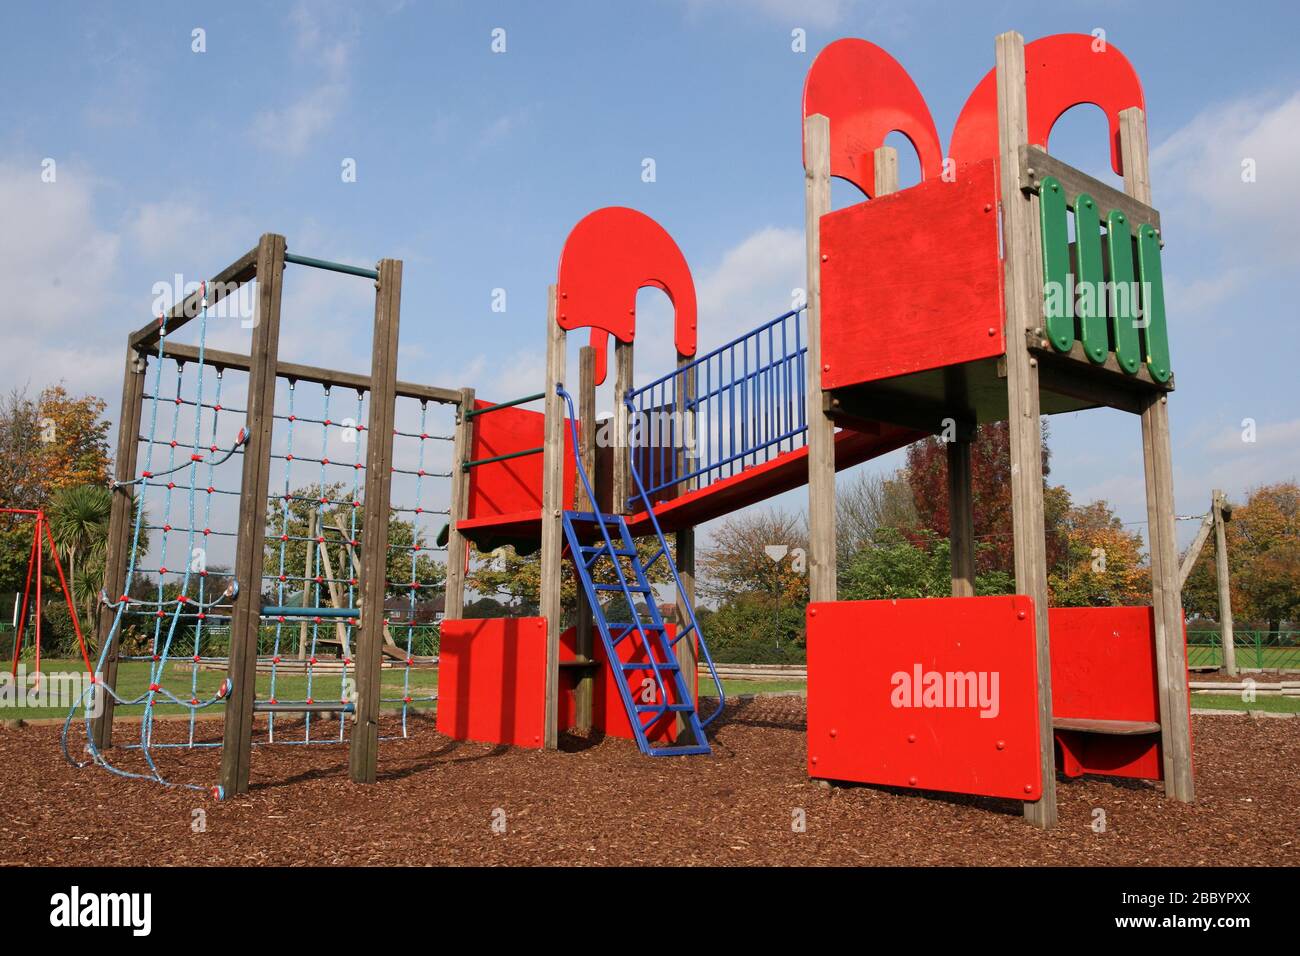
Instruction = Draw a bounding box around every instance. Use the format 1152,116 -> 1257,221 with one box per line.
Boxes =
1074,195 -> 1108,365
1105,210 -> 1141,375
1136,224 -> 1172,383
1037,176 -> 1073,352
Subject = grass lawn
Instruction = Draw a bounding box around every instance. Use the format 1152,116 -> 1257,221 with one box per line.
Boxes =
4,658 -> 437,722
1190,693 -> 1300,714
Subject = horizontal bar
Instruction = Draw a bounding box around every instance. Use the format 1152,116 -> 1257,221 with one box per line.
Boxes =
156,342 -> 463,405
462,446 -> 542,471
261,606 -> 357,619
253,701 -> 356,714
129,244 -> 260,351
1020,145 -> 1161,233
284,251 -> 379,280
463,392 -> 546,419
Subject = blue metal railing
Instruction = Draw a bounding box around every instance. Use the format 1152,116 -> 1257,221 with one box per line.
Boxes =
626,307 -> 807,504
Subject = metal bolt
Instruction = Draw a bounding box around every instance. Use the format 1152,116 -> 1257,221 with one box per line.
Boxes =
829,728 -> 837,738
1017,610 -> 1026,620
996,740 -> 1005,750
987,327 -> 996,336
821,254 -> 828,262
908,776 -> 918,786
1024,784 -> 1033,794
907,734 -> 916,743
1029,358 -> 1038,368
984,203 -> 993,212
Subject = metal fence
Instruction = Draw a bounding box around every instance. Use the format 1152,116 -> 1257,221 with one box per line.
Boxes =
1186,630 -> 1300,671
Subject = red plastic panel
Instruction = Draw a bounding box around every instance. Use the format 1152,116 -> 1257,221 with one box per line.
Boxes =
819,159 -> 1004,389
437,617 -> 548,749
949,33 -> 1145,175
802,37 -> 944,195
555,206 -> 697,385
465,400 -> 576,521
806,595 -> 1042,800
1048,606 -> 1184,782
557,624 -> 694,744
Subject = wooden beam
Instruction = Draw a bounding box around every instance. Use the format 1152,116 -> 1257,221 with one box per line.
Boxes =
1026,333 -> 1173,395
873,145 -> 899,196
1020,145 -> 1161,233
157,341 -> 461,405
1177,509 -> 1215,590
947,439 -> 976,597
1123,106 -> 1194,802
574,346 -> 597,731
997,32 -> 1058,829
444,387 -> 475,619
612,340 -> 634,515
129,246 -> 259,351
349,259 -> 403,785
90,341 -> 148,750
539,287 -> 566,749
1212,489 -> 1237,677
220,233 -> 287,798
805,113 -> 836,603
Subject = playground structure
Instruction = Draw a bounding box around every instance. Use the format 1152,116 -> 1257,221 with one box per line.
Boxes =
4,508 -> 92,679
68,29 -> 1193,829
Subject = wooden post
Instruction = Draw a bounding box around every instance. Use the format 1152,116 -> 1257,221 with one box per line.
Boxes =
220,233 -> 287,798
349,258 -> 402,785
612,340 -> 634,515
804,113 -> 836,603
573,345 -> 597,731
1212,489 -> 1237,677
996,33 -> 1058,829
540,287 -> 566,749
444,387 -> 475,619
91,341 -> 147,750
1121,106 -> 1195,801
674,353 -> 698,742
947,440 -> 976,597
873,145 -> 899,196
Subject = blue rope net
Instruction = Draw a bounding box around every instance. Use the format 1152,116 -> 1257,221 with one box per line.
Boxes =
64,284 -> 452,795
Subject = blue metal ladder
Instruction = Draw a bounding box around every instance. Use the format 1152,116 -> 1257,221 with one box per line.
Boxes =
556,386 -> 725,756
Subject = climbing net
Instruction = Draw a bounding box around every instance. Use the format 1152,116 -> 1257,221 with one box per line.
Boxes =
64,280 -> 453,793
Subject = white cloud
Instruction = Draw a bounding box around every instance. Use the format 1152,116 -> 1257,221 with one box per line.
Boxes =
0,160 -> 125,397
248,3 -> 357,156
1152,91 -> 1300,264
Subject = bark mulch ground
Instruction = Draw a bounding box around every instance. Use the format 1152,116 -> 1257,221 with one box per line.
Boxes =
1,699 -> 1294,866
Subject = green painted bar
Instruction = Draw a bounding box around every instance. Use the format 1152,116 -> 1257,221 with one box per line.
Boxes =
1137,224 -> 1172,383
262,605 -> 357,618
1038,176 -> 1073,352
1074,195 -> 1109,365
462,391 -> 546,419
284,251 -> 379,280
1105,210 -> 1142,375
462,445 -> 544,471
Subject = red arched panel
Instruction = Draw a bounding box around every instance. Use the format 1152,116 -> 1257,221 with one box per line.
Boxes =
949,33 -> 1145,175
802,38 -> 943,196
555,207 -> 697,386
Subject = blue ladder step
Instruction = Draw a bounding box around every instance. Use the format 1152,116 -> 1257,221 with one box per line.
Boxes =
580,545 -> 638,558
619,660 -> 678,671
594,583 -> 650,593
635,703 -> 697,714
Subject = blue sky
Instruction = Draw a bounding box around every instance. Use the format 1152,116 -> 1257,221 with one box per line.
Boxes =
2,0 -> 1298,555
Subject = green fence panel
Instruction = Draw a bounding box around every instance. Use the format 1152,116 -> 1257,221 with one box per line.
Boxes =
1136,223 -> 1172,383
1038,176 -> 1074,352
1074,195 -> 1109,364
1105,210 -> 1142,374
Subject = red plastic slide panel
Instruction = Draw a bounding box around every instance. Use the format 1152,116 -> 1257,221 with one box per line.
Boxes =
1048,606 -> 1177,781
436,617 -> 548,749
819,159 -> 1004,390
465,400 -> 576,520
948,33 -> 1145,176
807,595 -> 1042,800
555,206 -> 697,385
557,624 -> 695,744
801,37 -> 944,196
